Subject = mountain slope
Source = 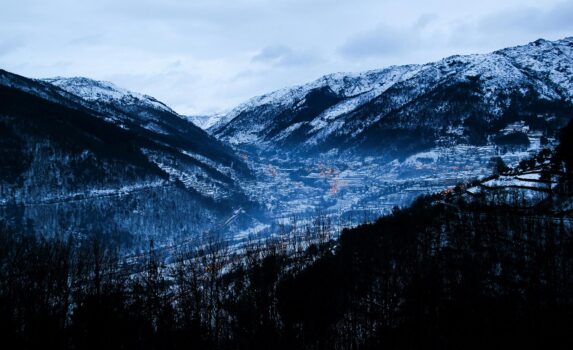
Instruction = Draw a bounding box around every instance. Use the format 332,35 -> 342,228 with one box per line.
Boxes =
186,114 -> 227,130
212,37 -> 573,158
43,76 -> 247,173
0,70 -> 255,247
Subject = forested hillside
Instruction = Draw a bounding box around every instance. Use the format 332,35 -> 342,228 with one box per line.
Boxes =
0,70 -> 256,248
1,120 -> 571,349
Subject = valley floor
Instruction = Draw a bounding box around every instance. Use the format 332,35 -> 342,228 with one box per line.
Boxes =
233,130 -> 551,240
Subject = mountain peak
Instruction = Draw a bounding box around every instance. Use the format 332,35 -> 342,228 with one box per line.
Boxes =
43,76 -> 175,114
212,36 -> 573,156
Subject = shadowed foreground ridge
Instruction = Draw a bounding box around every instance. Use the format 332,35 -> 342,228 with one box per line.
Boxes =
1,119 -> 572,349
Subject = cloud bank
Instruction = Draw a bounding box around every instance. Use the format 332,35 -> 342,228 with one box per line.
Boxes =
0,0 -> 570,114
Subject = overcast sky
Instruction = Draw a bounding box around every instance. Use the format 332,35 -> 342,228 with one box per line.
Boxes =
1,0 -> 572,115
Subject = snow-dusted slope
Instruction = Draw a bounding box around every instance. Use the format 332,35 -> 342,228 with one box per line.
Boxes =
212,37 -> 573,157
43,76 -> 187,136
209,64 -> 420,138
41,75 -> 250,182
44,77 -> 175,114
0,70 -> 257,246
186,114 -> 227,130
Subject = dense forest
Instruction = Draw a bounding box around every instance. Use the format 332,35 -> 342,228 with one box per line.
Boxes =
1,121 -> 572,350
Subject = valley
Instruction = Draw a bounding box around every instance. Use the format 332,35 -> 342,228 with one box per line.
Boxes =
232,128 -> 552,239
1,36 -> 572,250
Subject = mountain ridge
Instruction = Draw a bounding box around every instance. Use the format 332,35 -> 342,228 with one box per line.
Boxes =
0,69 -> 257,247
211,36 -> 573,158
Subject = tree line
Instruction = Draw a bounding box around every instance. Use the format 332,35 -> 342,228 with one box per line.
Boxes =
1,121 -> 573,349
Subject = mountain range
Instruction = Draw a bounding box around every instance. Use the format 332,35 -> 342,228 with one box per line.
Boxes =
212,37 -> 573,158
1,36 -> 572,248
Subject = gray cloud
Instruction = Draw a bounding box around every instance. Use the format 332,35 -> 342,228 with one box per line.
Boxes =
337,13 -> 443,61
68,34 -> 104,47
0,39 -> 22,57
480,1 -> 573,34
338,22 -> 423,59
252,45 -> 321,67
252,46 -> 293,63
448,1 -> 573,49
0,0 -> 570,114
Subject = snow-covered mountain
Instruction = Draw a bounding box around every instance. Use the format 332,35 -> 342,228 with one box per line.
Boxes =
44,77 -> 202,139
201,37 -> 573,229
44,77 -> 175,114
2,36 -> 573,248
0,70 -> 257,248
186,114 -> 227,130
212,37 -> 573,158
41,76 -> 252,190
